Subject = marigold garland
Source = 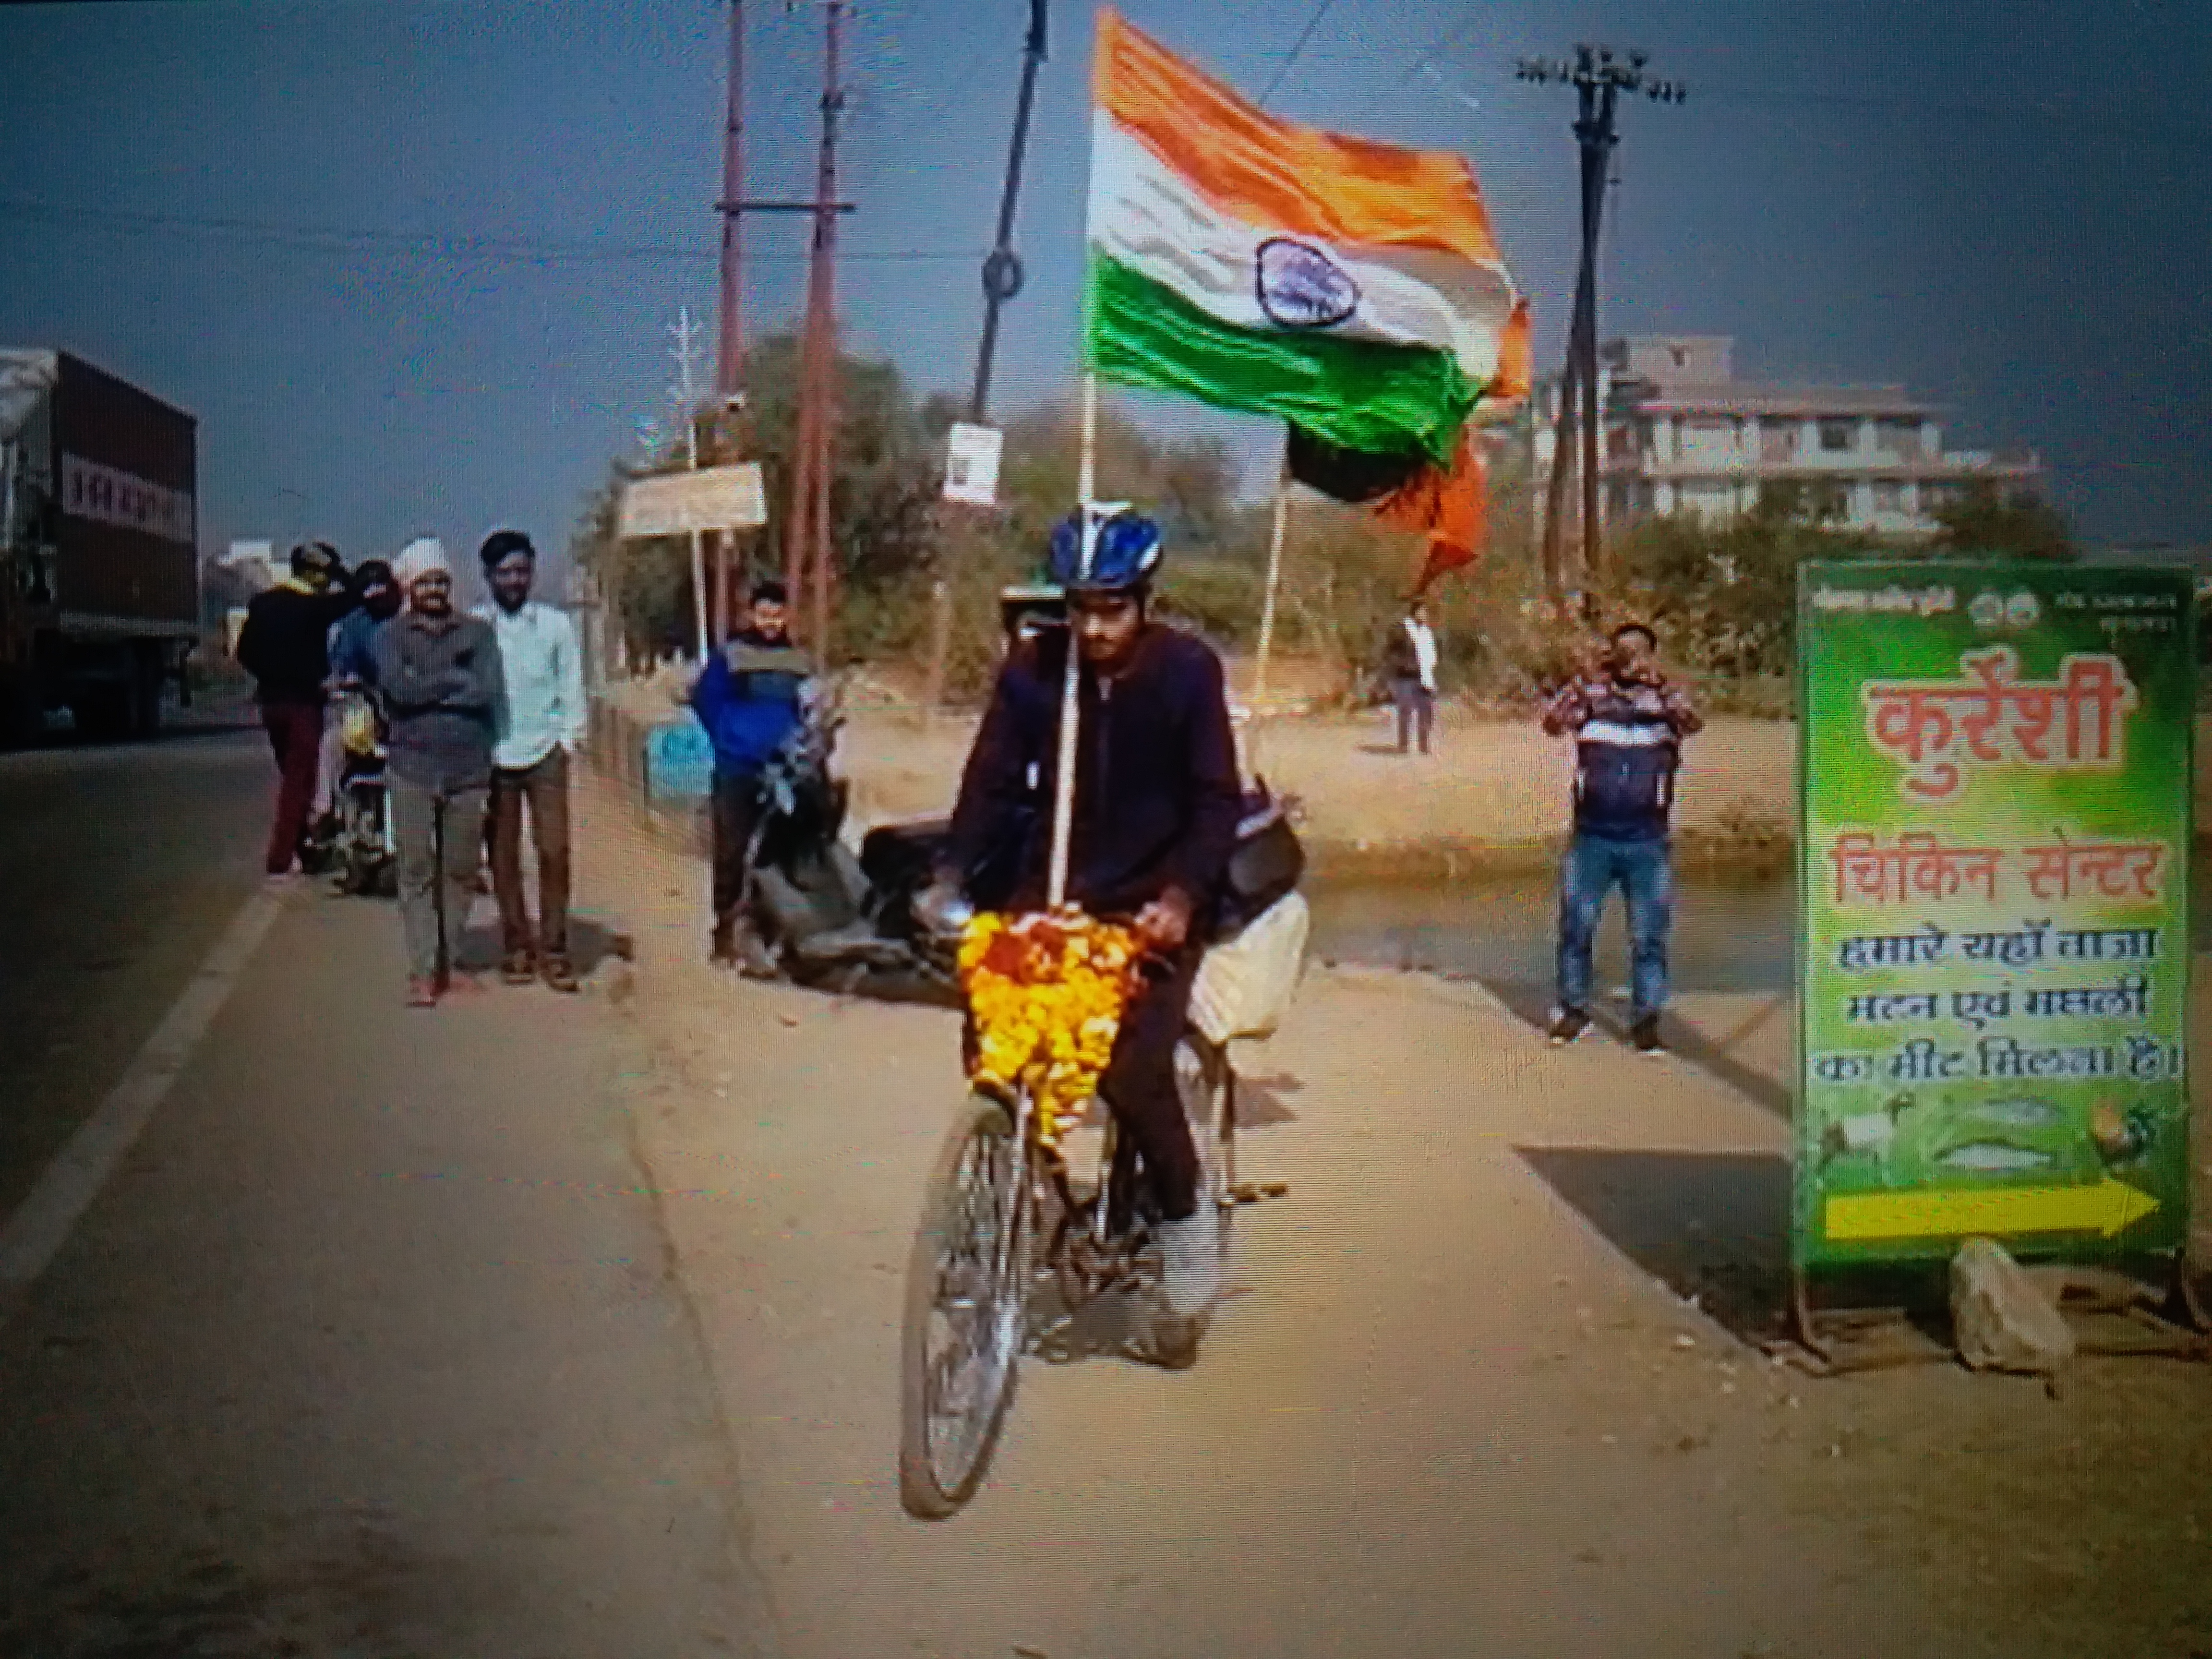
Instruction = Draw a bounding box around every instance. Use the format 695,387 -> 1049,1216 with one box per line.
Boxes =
956,910 -> 1142,1145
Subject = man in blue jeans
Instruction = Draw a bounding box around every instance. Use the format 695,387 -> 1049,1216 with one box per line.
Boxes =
1540,622 -> 1703,1055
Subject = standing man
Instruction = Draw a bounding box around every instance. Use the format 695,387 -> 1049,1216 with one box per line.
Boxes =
1540,621 -> 1704,1056
476,530 -> 587,993
1381,597 -> 1440,756
373,539 -> 504,1008
689,579 -> 810,974
328,558 -> 401,689
234,540 -> 358,881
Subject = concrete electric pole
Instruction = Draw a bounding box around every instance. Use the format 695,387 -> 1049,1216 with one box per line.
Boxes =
1516,44 -> 1683,616
781,0 -> 848,658
711,0 -> 747,642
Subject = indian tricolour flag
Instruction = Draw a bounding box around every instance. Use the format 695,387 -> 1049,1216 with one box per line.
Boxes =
1085,8 -> 1528,465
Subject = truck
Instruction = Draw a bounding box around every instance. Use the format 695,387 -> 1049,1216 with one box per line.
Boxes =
0,349 -> 200,744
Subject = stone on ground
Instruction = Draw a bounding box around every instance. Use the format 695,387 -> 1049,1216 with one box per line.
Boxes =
1951,1236 -> 2077,1373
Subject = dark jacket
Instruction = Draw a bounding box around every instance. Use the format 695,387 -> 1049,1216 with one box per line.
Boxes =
1381,621 -> 1421,681
328,607 -> 393,687
941,623 -> 1242,920
371,611 -> 504,793
1539,671 -> 1703,842
235,581 -> 358,703
689,630 -> 811,775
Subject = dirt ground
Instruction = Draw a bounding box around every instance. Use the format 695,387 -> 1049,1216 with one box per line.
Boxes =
612,671 -> 1798,867
574,762 -> 2212,1659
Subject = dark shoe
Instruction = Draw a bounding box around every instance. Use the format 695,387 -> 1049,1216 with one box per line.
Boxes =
541,955 -> 579,994
501,949 -> 537,986
1630,1015 -> 1666,1056
1547,1007 -> 1590,1047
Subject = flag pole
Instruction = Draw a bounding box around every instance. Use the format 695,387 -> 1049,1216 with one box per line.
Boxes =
1247,435 -> 1290,777
1046,373 -> 1098,911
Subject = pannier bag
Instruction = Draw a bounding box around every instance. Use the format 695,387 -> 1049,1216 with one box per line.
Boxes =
1189,890 -> 1310,1046
1217,783 -> 1303,938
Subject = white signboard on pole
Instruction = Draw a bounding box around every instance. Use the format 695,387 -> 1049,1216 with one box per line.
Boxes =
942,422 -> 1004,507
619,463 -> 767,539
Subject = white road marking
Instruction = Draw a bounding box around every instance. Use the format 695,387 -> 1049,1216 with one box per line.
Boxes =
0,887 -> 286,1314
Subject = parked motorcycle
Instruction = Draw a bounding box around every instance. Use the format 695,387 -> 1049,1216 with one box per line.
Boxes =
330,688 -> 397,898
731,591 -> 1304,1005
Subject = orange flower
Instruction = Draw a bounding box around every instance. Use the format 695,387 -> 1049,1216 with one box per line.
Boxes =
957,910 -> 1142,1143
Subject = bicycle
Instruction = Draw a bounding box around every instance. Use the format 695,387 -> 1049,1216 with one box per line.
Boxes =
897,1010 -> 1239,1520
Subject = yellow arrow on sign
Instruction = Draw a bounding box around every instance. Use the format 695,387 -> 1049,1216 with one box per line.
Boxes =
1825,1178 -> 2160,1242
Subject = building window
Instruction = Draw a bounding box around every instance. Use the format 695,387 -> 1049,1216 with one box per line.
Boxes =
1873,481 -> 1907,513
1818,419 -> 1858,453
1761,426 -> 1796,464
1875,419 -> 1923,459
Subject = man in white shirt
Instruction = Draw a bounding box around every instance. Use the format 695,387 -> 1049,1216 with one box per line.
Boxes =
1381,598 -> 1440,756
476,530 -> 588,992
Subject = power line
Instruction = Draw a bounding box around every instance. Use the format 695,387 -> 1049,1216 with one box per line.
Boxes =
1258,0 -> 1339,107
0,198 -> 981,266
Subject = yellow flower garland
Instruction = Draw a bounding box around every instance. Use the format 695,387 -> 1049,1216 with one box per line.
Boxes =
957,910 -> 1142,1145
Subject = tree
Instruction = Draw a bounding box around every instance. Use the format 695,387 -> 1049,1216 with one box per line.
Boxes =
1931,482 -> 2075,562
574,328 -> 946,661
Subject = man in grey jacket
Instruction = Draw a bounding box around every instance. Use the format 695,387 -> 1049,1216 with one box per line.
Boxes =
373,539 -> 505,1007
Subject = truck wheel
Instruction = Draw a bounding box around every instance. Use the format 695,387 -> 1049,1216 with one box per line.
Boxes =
130,646 -> 164,738
70,681 -> 132,742
0,671 -> 39,749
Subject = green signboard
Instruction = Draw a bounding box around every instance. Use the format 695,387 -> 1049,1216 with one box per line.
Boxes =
1795,560 -> 2195,1270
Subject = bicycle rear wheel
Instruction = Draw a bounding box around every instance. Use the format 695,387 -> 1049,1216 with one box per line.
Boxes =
899,1091 -> 1033,1519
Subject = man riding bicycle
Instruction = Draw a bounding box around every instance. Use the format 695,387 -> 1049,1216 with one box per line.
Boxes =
920,513 -> 1243,1319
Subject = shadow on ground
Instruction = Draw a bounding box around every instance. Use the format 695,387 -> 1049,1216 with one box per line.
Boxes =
1475,975 -> 1791,1124
1516,1146 -> 1796,1347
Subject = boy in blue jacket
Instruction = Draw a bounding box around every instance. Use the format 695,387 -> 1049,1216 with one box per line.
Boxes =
689,579 -> 812,970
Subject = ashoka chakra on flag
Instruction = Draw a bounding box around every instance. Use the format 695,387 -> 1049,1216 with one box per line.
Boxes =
1083,8 -> 1527,464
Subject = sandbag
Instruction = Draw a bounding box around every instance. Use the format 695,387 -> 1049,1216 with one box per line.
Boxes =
1190,891 -> 1310,1046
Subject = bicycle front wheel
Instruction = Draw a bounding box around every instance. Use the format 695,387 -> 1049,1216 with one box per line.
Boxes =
899,1090 -> 1032,1519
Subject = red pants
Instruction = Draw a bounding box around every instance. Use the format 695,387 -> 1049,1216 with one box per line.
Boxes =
260,699 -> 325,875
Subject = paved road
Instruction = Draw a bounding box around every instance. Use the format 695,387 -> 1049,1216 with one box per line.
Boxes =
0,733 -> 762,1655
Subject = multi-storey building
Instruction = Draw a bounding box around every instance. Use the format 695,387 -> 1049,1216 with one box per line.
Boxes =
1535,336 -> 2043,537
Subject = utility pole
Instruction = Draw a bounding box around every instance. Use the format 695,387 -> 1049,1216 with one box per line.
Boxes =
711,0 -> 747,644
785,0 -> 847,660
1516,44 -> 1682,615
670,306 -> 711,663
722,5 -> 853,657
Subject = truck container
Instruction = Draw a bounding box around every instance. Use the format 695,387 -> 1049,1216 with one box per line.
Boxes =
0,349 -> 200,743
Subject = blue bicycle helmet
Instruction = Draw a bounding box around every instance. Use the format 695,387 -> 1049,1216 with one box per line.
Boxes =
1046,510 -> 1163,594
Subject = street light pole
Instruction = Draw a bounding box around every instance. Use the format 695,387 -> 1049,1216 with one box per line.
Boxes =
969,0 -> 1047,425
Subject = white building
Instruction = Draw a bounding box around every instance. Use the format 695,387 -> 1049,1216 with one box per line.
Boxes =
1536,336 -> 2043,537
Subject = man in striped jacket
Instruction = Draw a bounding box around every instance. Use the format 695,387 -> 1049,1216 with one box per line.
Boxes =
1539,622 -> 1704,1055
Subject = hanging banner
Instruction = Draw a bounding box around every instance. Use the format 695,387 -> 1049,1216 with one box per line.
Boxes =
1795,561 -> 2195,1270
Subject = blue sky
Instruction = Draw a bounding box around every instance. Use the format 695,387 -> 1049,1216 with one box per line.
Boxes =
2,0 -> 2205,574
